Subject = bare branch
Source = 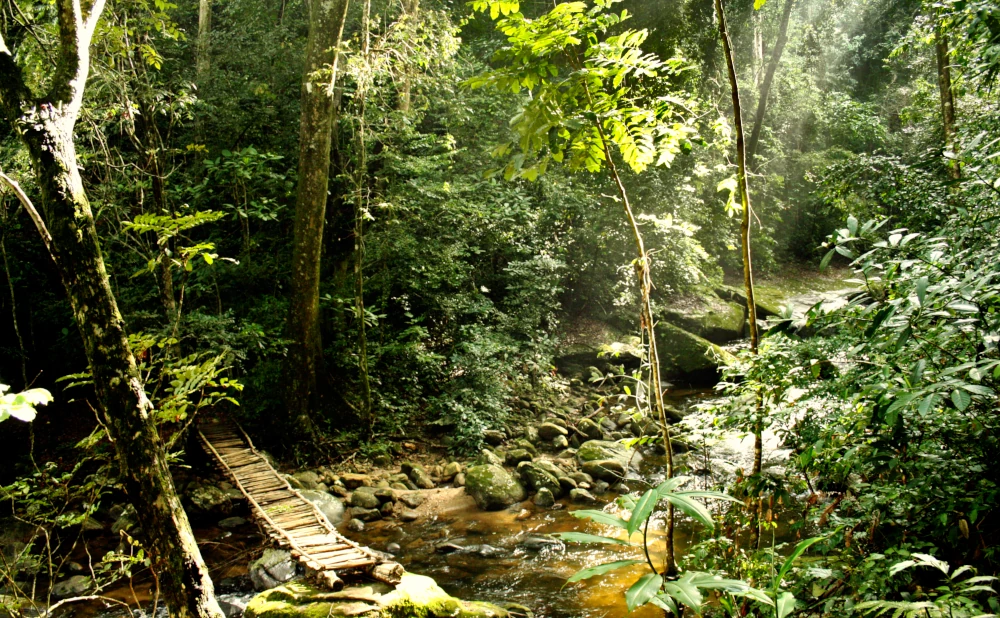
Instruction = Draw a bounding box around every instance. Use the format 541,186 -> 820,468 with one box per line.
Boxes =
0,170 -> 55,257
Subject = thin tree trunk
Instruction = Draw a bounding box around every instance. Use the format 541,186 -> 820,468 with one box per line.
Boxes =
286,0 -> 350,438
0,230 -> 28,386
936,25 -> 960,180
746,0 -> 794,171
716,0 -> 764,550
355,0 -> 375,436
396,0 -> 418,112
197,0 -> 212,81
0,13 -> 224,618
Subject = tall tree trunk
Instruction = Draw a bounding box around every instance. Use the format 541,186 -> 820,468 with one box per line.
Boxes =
716,0 -> 764,550
936,25 -> 960,180
355,0 -> 375,436
396,0 -> 418,112
286,0 -> 350,437
197,0 -> 212,81
0,11 -> 223,618
746,0 -> 794,171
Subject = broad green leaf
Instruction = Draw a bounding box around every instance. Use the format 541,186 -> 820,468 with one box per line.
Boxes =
915,276 -> 929,306
627,489 -> 658,535
665,494 -> 715,531
655,475 -> 691,496
663,579 -> 702,611
776,535 -> 826,585
650,594 -> 678,615
819,249 -> 835,271
570,510 -> 628,529
626,573 -> 663,611
566,560 -> 645,583
554,532 -> 629,546
776,591 -> 796,618
951,388 -> 971,411
847,215 -> 858,236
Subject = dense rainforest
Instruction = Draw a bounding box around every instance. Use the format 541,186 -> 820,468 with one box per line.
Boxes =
1,0 -> 999,613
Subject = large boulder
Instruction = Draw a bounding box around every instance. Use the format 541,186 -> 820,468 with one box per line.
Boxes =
299,490 -> 346,525
655,323 -> 734,387
553,319 -> 638,378
464,465 -> 526,511
515,462 -> 562,498
577,440 -> 631,483
660,291 -> 747,344
186,483 -> 233,516
249,549 -> 299,591
244,574 -> 509,618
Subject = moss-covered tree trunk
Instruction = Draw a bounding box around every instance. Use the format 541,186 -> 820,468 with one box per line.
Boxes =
0,13 -> 223,618
286,0 -> 351,437
935,25 -> 960,180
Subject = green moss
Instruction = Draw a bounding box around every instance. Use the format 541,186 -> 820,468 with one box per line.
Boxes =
655,323 -> 734,384
246,574 -> 509,618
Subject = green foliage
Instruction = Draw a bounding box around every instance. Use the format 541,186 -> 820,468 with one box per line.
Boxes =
0,385 -> 52,424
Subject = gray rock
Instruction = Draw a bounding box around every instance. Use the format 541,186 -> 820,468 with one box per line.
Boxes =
477,449 -> 504,467
300,490 -> 345,525
569,488 -> 598,503
557,476 -> 578,493
410,468 -> 436,490
482,429 -> 506,445
380,501 -> 395,517
399,492 -> 425,509
505,449 -> 533,466
464,465 -> 526,510
524,426 -> 540,444
249,549 -> 298,591
514,439 -> 537,454
219,516 -> 249,529
581,459 -> 626,482
50,575 -> 92,599
570,471 -> 593,484
352,506 -> 382,522
187,484 -> 232,516
399,509 -> 419,522
556,448 -> 578,460
594,480 -> 611,493
347,518 -> 365,532
386,542 -> 401,554
454,473 -> 466,487
349,487 -> 381,509
374,488 -> 396,504
537,423 -> 568,441
291,471 -> 321,491
552,435 -> 569,449
520,535 -> 565,551
111,505 -> 137,535
516,462 -> 562,497
616,412 -> 633,428
442,462 -> 462,480
600,418 -> 618,432
340,473 -> 371,489
577,440 -> 630,467
578,418 -> 603,440
533,488 -> 555,508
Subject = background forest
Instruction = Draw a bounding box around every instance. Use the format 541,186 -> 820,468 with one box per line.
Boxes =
2,0 -> 1000,612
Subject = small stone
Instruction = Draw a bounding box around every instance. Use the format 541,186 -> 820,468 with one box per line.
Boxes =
442,461 -> 462,480
340,473 -> 371,489
533,488 -> 555,508
556,448 -> 577,460
399,492 -> 425,509
349,487 -> 381,509
578,418 -> 603,440
410,468 -> 436,490
347,518 -> 365,532
520,535 -> 564,551
570,472 -> 593,484
569,488 -> 598,503
50,575 -> 92,599
372,454 -> 392,467
380,501 -> 395,516
219,516 -> 248,529
375,488 -> 396,504
515,508 -> 533,521
504,449 -> 533,466
399,509 -> 419,522
352,506 -> 382,522
537,423 -> 568,441
390,482 -> 409,491
514,439 -> 537,454
386,542 -> 401,554
616,413 -> 633,427
249,549 -> 297,591
569,434 -> 581,448
600,418 -> 617,432
524,426 -> 540,444
291,471 -> 321,490
557,476 -> 578,493
551,435 -> 569,449
454,473 -> 466,487
582,459 -> 626,482
477,449 -> 504,467
594,480 -> 610,493
482,429 -> 506,445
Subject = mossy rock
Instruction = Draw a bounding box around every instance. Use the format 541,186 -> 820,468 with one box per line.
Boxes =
464,465 -> 526,510
244,574 -> 509,618
655,323 -> 734,387
714,285 -> 783,319
553,319 -> 638,378
660,291 -> 746,344
576,440 -> 630,467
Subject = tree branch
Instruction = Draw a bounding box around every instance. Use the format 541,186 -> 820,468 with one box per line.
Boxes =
0,170 -> 55,257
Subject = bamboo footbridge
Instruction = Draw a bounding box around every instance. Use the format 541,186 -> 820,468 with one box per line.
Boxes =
197,420 -> 403,591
